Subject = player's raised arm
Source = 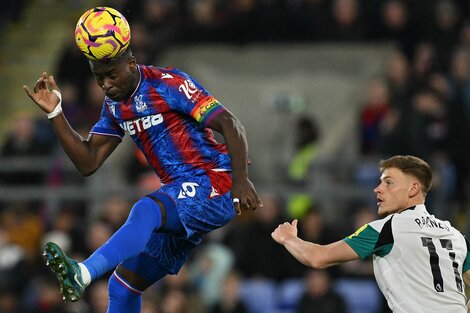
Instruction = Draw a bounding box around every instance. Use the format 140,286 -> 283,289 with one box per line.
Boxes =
272,219 -> 360,268
23,72 -> 120,176
207,109 -> 262,214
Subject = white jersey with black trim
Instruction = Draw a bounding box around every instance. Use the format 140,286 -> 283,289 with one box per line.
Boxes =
344,204 -> 470,313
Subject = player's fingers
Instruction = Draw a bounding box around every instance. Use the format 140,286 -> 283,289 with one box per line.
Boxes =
232,197 -> 241,215
292,219 -> 298,228
23,85 -> 35,99
33,78 -> 42,93
48,75 -> 60,92
251,191 -> 263,210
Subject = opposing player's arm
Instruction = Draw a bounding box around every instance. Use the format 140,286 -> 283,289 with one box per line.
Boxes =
24,73 -> 120,176
207,109 -> 262,212
272,220 -> 360,268
464,271 -> 470,313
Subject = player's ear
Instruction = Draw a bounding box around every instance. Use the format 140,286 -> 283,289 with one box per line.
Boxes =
129,56 -> 137,72
409,181 -> 420,198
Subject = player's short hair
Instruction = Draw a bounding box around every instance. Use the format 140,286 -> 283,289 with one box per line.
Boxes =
379,155 -> 433,194
90,47 -> 133,66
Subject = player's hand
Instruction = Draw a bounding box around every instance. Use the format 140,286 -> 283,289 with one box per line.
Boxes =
231,176 -> 263,215
272,219 -> 298,245
23,72 -> 61,114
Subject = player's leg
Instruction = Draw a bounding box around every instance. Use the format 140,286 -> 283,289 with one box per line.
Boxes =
44,192 -> 179,302
106,257 -> 169,313
106,233 -> 198,313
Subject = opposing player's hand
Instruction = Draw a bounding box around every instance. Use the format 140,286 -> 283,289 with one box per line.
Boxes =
272,219 -> 298,245
231,177 -> 262,215
23,72 -> 61,114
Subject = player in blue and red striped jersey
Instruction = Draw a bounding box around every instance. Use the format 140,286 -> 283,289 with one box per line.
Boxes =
24,45 -> 262,312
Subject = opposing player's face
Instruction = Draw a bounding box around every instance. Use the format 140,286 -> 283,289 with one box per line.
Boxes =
90,57 -> 138,101
374,167 -> 415,216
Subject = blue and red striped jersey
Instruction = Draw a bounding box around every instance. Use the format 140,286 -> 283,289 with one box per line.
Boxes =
90,65 -> 231,184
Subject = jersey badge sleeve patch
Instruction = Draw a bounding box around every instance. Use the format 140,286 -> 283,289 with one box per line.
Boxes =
344,224 -> 379,259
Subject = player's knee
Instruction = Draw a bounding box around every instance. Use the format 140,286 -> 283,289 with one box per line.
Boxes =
108,270 -> 145,300
115,265 -> 150,291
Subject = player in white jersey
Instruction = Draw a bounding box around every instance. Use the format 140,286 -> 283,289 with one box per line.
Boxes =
272,155 -> 470,313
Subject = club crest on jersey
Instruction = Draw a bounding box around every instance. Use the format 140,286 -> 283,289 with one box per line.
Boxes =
109,104 -> 116,117
135,95 -> 148,113
178,182 -> 199,199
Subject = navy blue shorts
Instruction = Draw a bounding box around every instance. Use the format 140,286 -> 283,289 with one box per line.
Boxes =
121,170 -> 235,279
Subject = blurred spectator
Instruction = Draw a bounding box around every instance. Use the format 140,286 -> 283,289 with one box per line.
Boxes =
429,0 -> 462,71
320,0 -> 367,41
55,38 -> 93,102
182,0 -> 230,43
0,113 -> 54,185
385,49 -> 412,111
233,192 -> 294,281
23,274 -> 68,313
209,271 -> 248,313
84,221 -> 113,255
287,116 -> 320,185
445,47 -> 470,214
87,279 -> 108,313
42,204 -> 86,255
359,78 -> 391,155
189,243 -> 234,307
141,0 -> 180,61
97,195 -> 131,232
0,202 -> 44,263
399,88 -> 448,160
157,265 -> 204,313
410,42 -> 438,90
375,0 -> 416,58
285,116 -> 320,219
0,288 -> 20,313
0,226 -> 28,294
296,269 -> 347,313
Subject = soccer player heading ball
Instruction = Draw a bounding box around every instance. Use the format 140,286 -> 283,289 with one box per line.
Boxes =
23,6 -> 262,311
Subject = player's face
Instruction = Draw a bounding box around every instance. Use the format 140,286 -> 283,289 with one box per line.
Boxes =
373,167 -> 415,216
90,57 -> 138,101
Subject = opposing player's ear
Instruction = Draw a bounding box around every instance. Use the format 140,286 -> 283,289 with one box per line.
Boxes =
409,182 -> 421,198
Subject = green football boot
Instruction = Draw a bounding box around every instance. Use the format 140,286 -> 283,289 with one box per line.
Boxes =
43,242 -> 85,302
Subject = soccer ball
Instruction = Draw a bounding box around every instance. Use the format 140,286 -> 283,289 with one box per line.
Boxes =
74,7 -> 131,61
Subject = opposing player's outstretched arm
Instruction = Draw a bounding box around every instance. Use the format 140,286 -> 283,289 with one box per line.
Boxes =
208,110 -> 262,213
24,72 -> 120,176
463,270 -> 470,313
272,220 -> 360,268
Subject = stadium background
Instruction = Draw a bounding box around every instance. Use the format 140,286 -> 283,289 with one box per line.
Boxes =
0,0 -> 469,312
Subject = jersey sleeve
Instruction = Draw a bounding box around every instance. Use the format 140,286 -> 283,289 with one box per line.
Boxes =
343,215 -> 394,259
463,236 -> 470,272
90,102 -> 125,139
162,68 -> 226,126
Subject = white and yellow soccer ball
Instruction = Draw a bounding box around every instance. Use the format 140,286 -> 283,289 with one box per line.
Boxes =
75,7 -> 131,61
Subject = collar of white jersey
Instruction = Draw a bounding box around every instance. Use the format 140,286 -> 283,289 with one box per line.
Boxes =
401,203 -> 427,214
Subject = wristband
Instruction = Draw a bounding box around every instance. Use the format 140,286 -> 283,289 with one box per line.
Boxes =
47,89 -> 63,119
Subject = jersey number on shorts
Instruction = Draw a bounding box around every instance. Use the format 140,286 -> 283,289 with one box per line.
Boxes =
421,237 -> 463,293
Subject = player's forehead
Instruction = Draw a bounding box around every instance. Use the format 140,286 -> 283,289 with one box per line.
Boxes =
380,167 -> 406,181
89,59 -> 122,74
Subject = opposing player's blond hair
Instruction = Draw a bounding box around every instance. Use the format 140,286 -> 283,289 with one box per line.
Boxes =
380,155 -> 433,195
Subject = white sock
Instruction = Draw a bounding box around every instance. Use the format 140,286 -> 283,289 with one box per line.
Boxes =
78,263 -> 91,286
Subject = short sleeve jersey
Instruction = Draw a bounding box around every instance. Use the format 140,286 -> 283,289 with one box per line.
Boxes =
344,204 -> 470,313
90,65 -> 231,184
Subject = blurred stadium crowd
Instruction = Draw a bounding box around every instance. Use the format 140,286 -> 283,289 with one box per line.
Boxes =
1,0 -> 470,312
